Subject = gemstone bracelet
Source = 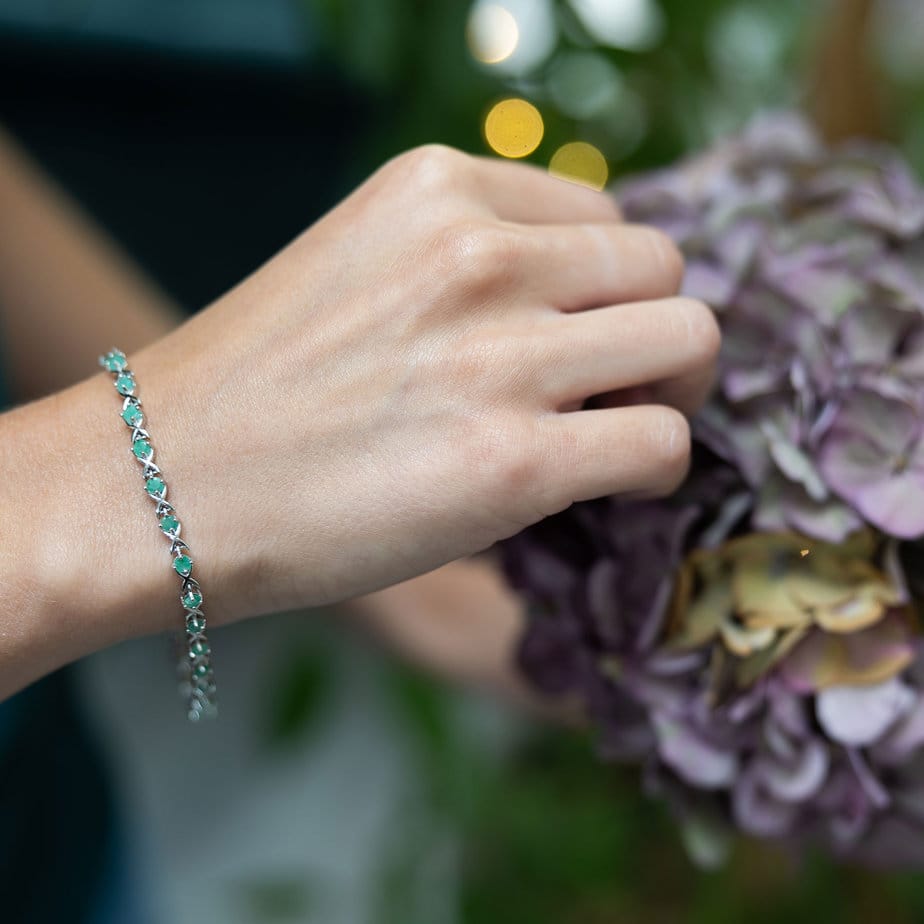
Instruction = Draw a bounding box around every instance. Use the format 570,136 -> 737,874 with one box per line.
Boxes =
99,348 -> 217,721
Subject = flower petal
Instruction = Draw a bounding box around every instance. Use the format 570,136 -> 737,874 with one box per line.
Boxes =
780,615 -> 916,692
755,738 -> 830,803
652,712 -> 739,789
816,677 -> 915,746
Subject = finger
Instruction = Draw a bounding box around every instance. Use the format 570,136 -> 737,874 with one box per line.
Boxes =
473,156 -> 622,225
539,297 -> 720,410
537,404 -> 691,509
589,363 -> 719,418
515,222 -> 684,310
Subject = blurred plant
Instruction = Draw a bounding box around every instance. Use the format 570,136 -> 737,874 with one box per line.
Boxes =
305,0 -> 924,183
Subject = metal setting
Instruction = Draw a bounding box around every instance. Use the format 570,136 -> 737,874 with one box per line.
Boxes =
99,348 -> 218,721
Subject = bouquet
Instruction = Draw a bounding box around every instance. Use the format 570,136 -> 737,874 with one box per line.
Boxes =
501,114 -> 924,866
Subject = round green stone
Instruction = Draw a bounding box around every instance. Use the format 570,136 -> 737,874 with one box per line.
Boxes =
121,405 -> 143,427
160,514 -> 180,535
193,662 -> 210,678
173,555 -> 193,577
146,477 -> 165,496
132,438 -> 152,460
183,590 -> 203,610
186,614 -> 206,633
115,373 -> 135,396
191,640 -> 210,657
104,351 -> 127,372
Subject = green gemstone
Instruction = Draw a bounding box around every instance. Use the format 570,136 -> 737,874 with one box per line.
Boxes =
115,373 -> 135,395
192,677 -> 215,696
183,590 -> 203,610
160,514 -> 180,535
132,438 -> 152,459
173,555 -> 193,576
193,662 -> 210,678
121,405 -> 143,427
104,350 -> 127,372
146,477 -> 165,496
191,640 -> 210,657
186,614 -> 206,633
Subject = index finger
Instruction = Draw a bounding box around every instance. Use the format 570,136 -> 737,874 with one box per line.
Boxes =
472,156 -> 623,225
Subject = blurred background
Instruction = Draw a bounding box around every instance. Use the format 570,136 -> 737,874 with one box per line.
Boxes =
4,1 -> 924,922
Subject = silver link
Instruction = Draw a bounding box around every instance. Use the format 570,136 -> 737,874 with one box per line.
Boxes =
100,348 -> 218,720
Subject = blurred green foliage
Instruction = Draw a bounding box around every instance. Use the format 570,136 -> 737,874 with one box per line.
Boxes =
291,1 -> 924,919
306,0 -> 924,180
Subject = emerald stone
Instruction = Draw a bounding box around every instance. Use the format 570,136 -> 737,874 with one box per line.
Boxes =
192,677 -> 215,696
146,477 -> 165,496
121,405 -> 143,427
132,438 -> 152,460
173,555 -> 193,576
104,350 -> 127,372
191,640 -> 210,657
160,514 -> 180,535
193,662 -> 210,678
186,614 -> 206,633
182,590 -> 203,610
115,373 -> 135,395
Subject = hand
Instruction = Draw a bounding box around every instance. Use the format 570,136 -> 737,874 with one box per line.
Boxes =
348,555 -> 530,701
128,145 -> 718,625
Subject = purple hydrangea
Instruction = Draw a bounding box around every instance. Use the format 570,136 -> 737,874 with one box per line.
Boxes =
502,114 -> 924,865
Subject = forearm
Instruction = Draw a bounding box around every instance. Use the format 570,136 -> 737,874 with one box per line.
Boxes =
0,372 -> 177,699
0,128 -> 182,402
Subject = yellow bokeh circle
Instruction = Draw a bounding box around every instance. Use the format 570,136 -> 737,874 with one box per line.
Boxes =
549,141 -> 609,191
484,98 -> 544,159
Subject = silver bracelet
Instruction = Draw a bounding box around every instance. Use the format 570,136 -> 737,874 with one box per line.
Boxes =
99,348 -> 218,721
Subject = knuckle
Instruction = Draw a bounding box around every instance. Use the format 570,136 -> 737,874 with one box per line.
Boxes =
465,414 -> 542,497
433,221 -> 526,293
395,144 -> 469,192
642,227 -> 684,292
673,297 -> 721,364
644,406 -> 691,492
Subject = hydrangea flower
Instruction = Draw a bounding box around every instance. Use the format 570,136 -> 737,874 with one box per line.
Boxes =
502,114 -> 924,865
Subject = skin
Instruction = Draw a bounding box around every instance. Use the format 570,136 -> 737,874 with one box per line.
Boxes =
0,139 -> 719,702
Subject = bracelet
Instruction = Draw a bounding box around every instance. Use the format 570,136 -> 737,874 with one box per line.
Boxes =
99,348 -> 218,721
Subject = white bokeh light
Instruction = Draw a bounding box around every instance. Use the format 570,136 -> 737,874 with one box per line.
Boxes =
468,0 -> 558,76
467,3 -> 520,64
568,0 -> 664,52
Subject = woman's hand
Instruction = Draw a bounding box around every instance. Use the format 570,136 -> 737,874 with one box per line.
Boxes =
5,145 -> 719,695
132,145 -> 718,624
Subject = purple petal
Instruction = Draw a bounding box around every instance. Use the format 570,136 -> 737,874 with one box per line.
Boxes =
847,747 -> 891,810
755,738 -> 830,803
816,678 -> 915,746
732,764 -> 799,837
818,392 -> 924,537
872,690 -> 924,765
652,712 -> 739,789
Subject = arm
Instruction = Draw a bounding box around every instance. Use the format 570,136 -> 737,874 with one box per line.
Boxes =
0,128 -> 181,401
0,144 -> 718,701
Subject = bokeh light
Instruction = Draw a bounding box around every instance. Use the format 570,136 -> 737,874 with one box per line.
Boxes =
548,141 -> 609,190
547,51 -> 625,120
484,98 -> 545,158
466,3 -> 519,65
568,0 -> 664,52
470,0 -> 558,76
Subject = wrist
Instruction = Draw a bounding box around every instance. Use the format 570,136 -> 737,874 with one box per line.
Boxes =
0,371 -> 180,697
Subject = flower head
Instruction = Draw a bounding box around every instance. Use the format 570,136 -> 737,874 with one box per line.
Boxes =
503,113 -> 924,865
